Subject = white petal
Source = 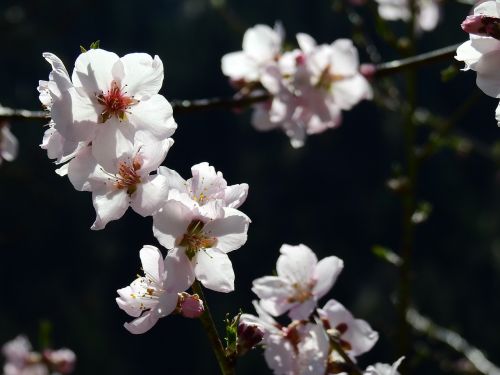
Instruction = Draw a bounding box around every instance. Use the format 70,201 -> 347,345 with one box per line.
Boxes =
223,183 -> 249,208
124,311 -> 160,334
139,245 -> 164,283
157,166 -> 187,193
153,200 -> 193,249
264,336 -> 297,375
0,125 -> 18,162
130,175 -> 169,217
135,138 -> 173,174
243,24 -> 281,62
203,208 -> 249,253
72,49 -> 120,93
332,75 -> 373,110
120,53 -> 164,99
156,292 -> 179,317
164,247 -> 195,293
91,188 -> 130,230
194,248 -> 235,293
288,299 -> 317,320
128,95 -> 177,140
67,145 -> 98,191
475,50 -> 500,97
297,33 -> 317,54
91,119 -> 134,171
221,51 -> 259,81
312,256 -> 344,299
277,244 -> 318,284
330,39 -> 360,77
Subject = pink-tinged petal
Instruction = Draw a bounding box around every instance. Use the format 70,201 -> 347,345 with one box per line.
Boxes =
203,208 -> 249,253
475,50 -> 500,97
224,183 -> 249,208
264,336 -> 297,375
91,119 -> 134,171
124,311 -> 160,334
319,299 -> 379,357
418,0 -> 439,31
243,25 -> 281,62
194,248 -> 235,293
0,126 -> 18,162
67,145 -> 98,191
120,53 -> 164,99
157,166 -> 187,193
455,38 -> 500,70
91,188 -> 129,230
128,94 -> 177,140
312,256 -> 344,299
139,245 -> 164,283
474,1 -> 499,17
72,49 -> 120,93
332,75 -> 373,110
221,52 -> 259,81
135,138 -> 173,174
297,33 -> 317,54
43,52 -> 70,77
190,162 -> 226,199
164,248 -> 195,293
288,298 -> 317,320
330,39 -> 360,77
252,276 -> 293,299
277,244 -> 318,284
251,105 -> 279,131
153,200 -> 193,249
156,292 -> 179,317
116,287 -> 142,317
297,323 -> 329,375
130,175 -> 169,217
51,87 -> 98,142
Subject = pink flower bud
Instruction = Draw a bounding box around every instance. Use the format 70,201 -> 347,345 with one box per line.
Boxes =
237,322 -> 264,356
461,15 -> 500,40
177,292 -> 204,318
360,63 -> 377,80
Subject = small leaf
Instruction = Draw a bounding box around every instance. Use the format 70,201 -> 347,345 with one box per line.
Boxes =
80,45 -> 87,53
224,312 -> 241,357
90,40 -> 100,49
372,245 -> 402,266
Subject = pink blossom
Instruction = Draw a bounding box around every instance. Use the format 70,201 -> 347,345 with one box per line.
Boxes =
176,292 -> 205,318
152,198 -> 250,293
42,349 -> 76,374
116,245 -> 185,334
67,138 -> 173,230
252,244 -> 344,320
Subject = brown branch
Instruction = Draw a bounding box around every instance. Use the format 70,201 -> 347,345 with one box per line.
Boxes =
0,43 -> 462,120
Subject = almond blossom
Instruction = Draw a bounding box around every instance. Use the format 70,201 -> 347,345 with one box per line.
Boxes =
455,1 -> 500,125
152,197 -> 250,293
252,244 -> 344,320
41,48 -> 177,168
67,138 -> 173,230
364,357 -> 404,375
318,299 -> 379,359
0,123 -> 18,165
375,0 -> 440,32
254,34 -> 372,147
116,245 -> 187,334
240,301 -> 329,375
158,162 -> 248,210
221,23 -> 284,84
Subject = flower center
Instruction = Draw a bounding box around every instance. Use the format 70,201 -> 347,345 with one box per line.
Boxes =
114,159 -> 142,194
287,281 -> 315,303
177,219 -> 217,260
316,65 -> 346,91
96,80 -> 139,123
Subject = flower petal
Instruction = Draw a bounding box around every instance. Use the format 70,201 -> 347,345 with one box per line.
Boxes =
91,188 -> 130,230
153,200 -> 193,249
124,311 -> 160,334
194,248 -> 235,293
312,256 -> 344,299
130,175 -> 169,217
120,53 -> 164,99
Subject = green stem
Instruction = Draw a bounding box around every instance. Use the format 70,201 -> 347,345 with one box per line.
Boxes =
192,280 -> 235,375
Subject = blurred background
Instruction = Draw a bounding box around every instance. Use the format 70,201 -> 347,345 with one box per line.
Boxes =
0,0 -> 499,373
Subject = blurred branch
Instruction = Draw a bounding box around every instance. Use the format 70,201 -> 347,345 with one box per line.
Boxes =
0,44 -> 463,120
407,308 -> 500,375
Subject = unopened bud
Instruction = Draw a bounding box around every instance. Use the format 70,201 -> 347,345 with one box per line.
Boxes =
177,292 -> 204,318
237,322 -> 264,356
360,63 -> 377,80
462,15 -> 500,40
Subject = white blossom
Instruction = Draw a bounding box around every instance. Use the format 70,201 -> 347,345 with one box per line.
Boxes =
364,357 -> 404,375
375,0 -> 440,32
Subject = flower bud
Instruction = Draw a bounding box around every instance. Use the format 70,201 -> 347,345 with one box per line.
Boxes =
43,349 -> 76,374
360,63 -> 377,80
177,292 -> 204,318
237,322 -> 264,356
461,15 -> 500,40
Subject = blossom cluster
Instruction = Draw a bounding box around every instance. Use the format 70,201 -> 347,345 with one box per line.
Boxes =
239,244 -> 402,375
221,24 -> 372,148
38,48 -> 251,334
2,336 -> 75,375
456,0 -> 500,125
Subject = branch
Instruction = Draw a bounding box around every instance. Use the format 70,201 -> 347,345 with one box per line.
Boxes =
0,43 -> 462,120
373,44 -> 461,78
407,308 -> 500,375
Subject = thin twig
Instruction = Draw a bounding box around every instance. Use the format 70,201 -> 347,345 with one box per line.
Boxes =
328,336 -> 364,375
191,280 -> 235,375
407,308 -> 500,375
0,44 -> 461,120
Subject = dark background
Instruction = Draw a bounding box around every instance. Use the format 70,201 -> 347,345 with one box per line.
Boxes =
0,0 -> 498,374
